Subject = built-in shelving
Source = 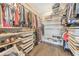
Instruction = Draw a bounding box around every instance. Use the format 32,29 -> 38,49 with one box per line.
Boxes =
68,28 -> 79,56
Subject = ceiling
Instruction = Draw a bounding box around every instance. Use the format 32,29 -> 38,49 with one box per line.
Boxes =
30,3 -> 54,16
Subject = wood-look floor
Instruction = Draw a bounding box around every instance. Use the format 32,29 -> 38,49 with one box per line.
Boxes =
28,43 -> 72,56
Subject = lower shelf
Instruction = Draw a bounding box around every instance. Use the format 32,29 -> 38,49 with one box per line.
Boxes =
68,43 -> 79,56
0,39 -> 21,48
24,44 -> 34,54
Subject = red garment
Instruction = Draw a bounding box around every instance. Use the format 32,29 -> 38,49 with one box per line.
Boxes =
63,32 -> 69,41
2,3 -> 5,27
14,6 -> 19,26
3,19 -> 10,27
2,4 -> 10,27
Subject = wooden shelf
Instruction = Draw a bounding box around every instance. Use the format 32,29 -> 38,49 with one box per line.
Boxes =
69,37 -> 77,43
0,27 -> 33,30
0,39 -> 21,48
0,33 -> 20,38
0,27 -> 22,28
24,44 -> 33,54
68,34 -> 79,56
22,38 -> 33,43
0,27 -> 23,30
0,31 -> 33,38
68,43 -> 79,56
69,36 -> 79,43
0,27 -> 35,32
68,27 -> 79,29
68,42 -> 79,52
19,40 -> 33,49
69,38 -> 79,47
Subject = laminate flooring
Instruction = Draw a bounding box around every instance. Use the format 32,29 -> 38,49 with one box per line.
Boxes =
28,43 -> 72,56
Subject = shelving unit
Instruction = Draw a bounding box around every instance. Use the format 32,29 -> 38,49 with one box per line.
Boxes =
0,27 -> 35,56
0,3 -> 39,56
18,30 -> 34,54
68,28 -> 79,56
42,20 -> 63,46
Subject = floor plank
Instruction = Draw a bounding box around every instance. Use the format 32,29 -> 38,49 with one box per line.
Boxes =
29,43 -> 72,56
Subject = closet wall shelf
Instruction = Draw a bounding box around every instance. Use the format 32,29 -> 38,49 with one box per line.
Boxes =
67,27 -> 79,29
0,39 -> 21,48
0,27 -> 23,30
19,31 -> 33,34
0,31 -> 33,38
69,36 -> 79,43
0,27 -> 34,29
19,40 -> 33,49
68,42 -> 79,52
69,39 -> 79,47
69,37 -> 77,43
68,43 -> 79,56
68,32 -> 79,37
22,38 -> 33,43
0,33 -> 20,38
68,33 -> 79,56
0,27 -> 35,31
24,44 -> 33,54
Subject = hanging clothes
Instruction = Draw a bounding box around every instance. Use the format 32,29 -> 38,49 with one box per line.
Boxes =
10,4 -> 15,27
14,4 -> 20,26
22,6 -> 26,27
2,3 -> 10,27
9,8 -> 13,26
32,14 -> 36,28
5,4 -> 10,25
32,14 -> 34,28
34,15 -> 37,28
25,9 -> 29,27
35,15 -> 38,28
0,4 -> 2,27
27,12 -> 29,27
19,5 -> 25,27
28,11 -> 32,28
2,3 -> 5,27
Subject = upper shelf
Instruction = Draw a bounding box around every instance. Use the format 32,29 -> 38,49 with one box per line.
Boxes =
0,31 -> 34,38
0,27 -> 35,31
0,27 -> 23,30
0,33 -> 20,38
